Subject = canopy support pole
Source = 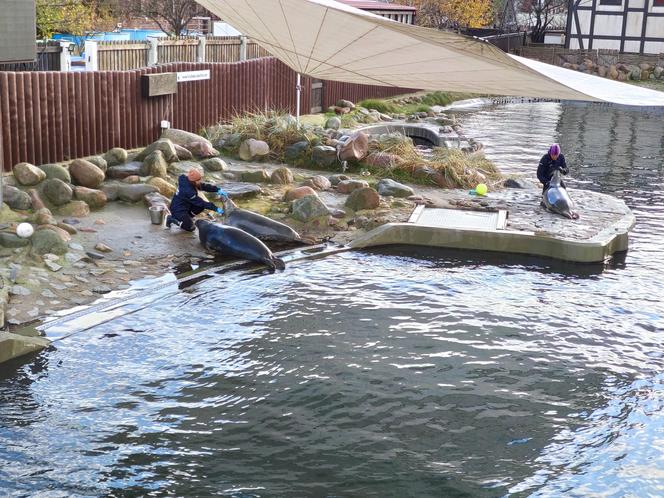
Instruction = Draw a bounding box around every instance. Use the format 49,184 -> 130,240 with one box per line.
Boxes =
296,73 -> 302,124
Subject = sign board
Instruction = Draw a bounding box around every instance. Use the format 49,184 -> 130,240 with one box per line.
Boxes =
142,73 -> 177,97
177,70 -> 211,83
0,0 -> 36,63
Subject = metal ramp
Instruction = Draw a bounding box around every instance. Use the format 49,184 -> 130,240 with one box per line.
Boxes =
408,205 -> 508,231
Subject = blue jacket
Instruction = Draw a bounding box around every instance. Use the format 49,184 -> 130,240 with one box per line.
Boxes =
537,153 -> 568,186
170,174 -> 218,217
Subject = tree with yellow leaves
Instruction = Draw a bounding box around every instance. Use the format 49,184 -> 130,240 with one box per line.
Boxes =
36,0 -> 116,39
395,0 -> 494,29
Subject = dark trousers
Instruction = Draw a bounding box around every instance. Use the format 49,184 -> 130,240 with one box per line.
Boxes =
169,212 -> 195,231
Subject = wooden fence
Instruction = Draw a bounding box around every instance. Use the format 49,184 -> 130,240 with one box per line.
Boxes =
0,42 -> 63,72
92,36 -> 272,71
0,57 -> 413,169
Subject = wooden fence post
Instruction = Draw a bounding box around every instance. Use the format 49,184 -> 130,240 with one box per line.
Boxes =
197,36 -> 206,63
148,38 -> 159,66
85,40 -> 98,71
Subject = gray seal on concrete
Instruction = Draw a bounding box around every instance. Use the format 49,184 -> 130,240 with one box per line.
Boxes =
222,199 -> 313,244
543,170 -> 579,219
195,219 -> 285,270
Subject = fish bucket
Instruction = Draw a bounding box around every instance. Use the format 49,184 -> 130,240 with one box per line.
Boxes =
149,206 -> 165,225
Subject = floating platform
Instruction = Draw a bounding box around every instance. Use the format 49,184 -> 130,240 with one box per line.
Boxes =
350,204 -> 635,263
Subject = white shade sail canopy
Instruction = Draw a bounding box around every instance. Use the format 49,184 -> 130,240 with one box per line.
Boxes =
196,0 -> 664,106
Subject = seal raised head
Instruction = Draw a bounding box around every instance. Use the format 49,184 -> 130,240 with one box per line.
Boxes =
542,169 -> 579,220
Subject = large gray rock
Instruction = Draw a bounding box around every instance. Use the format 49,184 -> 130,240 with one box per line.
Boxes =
69,158 -> 105,188
284,186 -> 318,201
337,179 -> 369,194
101,182 -> 120,201
240,170 -> 271,183
31,226 -> 71,255
117,184 -> 158,203
290,195 -> 330,222
311,145 -> 337,168
144,150 -> 168,179
174,144 -> 194,160
41,178 -> 73,206
302,175 -> 332,191
85,155 -> 108,173
222,182 -> 263,199
376,178 -> 414,198
325,117 -> 341,130
329,174 -> 350,186
38,163 -> 71,183
58,200 -> 91,218
201,158 -> 228,172
107,161 -> 145,179
136,139 -> 178,163
168,160 -> 204,177
186,140 -> 219,158
239,139 -> 270,161
103,147 -> 128,167
338,132 -> 369,161
161,128 -> 213,149
13,162 -> 46,186
271,167 -> 294,185
285,141 -> 309,162
345,187 -> 380,211
2,186 -> 31,210
0,232 -> 29,248
74,186 -> 107,209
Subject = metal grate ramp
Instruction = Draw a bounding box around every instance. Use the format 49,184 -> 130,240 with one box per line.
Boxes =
408,206 -> 507,231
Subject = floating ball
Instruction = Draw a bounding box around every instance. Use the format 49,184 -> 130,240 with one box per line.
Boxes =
16,223 -> 34,239
475,183 -> 488,196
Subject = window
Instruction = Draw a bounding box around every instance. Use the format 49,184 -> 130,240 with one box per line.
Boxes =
600,0 -> 622,5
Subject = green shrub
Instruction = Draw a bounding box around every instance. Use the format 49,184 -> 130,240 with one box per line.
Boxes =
357,99 -> 399,114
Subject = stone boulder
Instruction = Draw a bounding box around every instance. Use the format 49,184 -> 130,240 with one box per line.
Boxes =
337,179 -> 369,194
122,175 -> 141,184
85,155 -> 108,172
74,186 -> 107,209
240,170 -> 271,183
654,66 -> 664,79
284,186 -> 318,201
38,163 -> 71,183
41,178 -> 73,206
336,99 -> 355,109
285,141 -> 309,162
338,132 -> 369,161
345,187 -> 380,211
31,226 -> 71,255
377,178 -> 414,198
329,174 -> 350,186
101,182 -> 120,201
364,152 -> 404,170
161,128 -> 212,148
311,145 -> 337,168
34,207 -> 57,226
2,185 -> 31,210
302,175 -> 332,191
117,184 -> 158,203
147,177 -> 176,198
201,158 -> 228,172
325,117 -> 341,130
222,182 -> 262,199
144,150 -> 168,179
503,178 -> 531,189
69,159 -> 105,188
174,144 -> 194,160
106,161 -> 145,179
13,162 -> 46,186
187,140 -> 219,158
27,189 -> 46,211
168,160 -> 204,178
58,200 -> 91,218
271,167 -> 294,185
239,139 -> 270,161
103,147 -> 128,167
136,139 -> 178,163
144,192 -> 171,210
290,195 -> 330,223
0,233 -> 29,248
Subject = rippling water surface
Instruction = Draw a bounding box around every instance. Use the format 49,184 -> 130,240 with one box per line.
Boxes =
1,102 -> 664,497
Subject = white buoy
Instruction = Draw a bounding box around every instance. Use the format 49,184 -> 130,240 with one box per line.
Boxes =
16,223 -> 34,238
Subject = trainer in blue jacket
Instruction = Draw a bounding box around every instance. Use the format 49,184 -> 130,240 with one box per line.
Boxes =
164,168 -> 227,231
537,143 -> 568,193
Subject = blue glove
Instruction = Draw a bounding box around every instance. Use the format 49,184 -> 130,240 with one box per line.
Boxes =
217,188 -> 228,198
215,207 -> 224,215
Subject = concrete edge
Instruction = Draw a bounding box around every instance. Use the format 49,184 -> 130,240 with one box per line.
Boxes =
0,332 -> 51,365
349,210 -> 636,263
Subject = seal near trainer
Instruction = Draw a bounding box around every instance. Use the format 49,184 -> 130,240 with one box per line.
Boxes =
542,169 -> 579,220
195,219 -> 286,270
222,199 -> 314,244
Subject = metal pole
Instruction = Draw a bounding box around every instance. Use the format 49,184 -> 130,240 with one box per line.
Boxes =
296,73 -> 302,123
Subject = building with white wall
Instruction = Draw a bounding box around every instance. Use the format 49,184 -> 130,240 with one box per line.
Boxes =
566,0 -> 664,54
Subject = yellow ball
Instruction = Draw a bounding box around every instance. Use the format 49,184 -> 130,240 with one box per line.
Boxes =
475,183 -> 488,196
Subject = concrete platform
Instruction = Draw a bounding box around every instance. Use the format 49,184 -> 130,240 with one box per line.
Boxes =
0,332 -> 50,364
350,202 -> 635,263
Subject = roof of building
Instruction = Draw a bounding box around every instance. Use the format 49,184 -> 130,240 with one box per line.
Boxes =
335,0 -> 417,12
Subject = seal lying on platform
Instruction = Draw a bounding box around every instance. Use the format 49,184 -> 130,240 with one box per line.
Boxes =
222,199 -> 314,244
195,219 -> 286,270
542,169 -> 579,220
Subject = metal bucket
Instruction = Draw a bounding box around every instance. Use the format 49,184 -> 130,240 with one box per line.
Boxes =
149,206 -> 165,225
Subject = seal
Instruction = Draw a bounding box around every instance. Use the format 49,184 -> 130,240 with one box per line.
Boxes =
542,169 -> 579,220
222,199 -> 314,244
195,219 -> 286,270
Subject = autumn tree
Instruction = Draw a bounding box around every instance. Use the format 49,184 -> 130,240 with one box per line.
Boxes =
119,0 -> 208,36
520,0 -> 567,42
393,0 -> 494,29
36,0 -> 116,39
